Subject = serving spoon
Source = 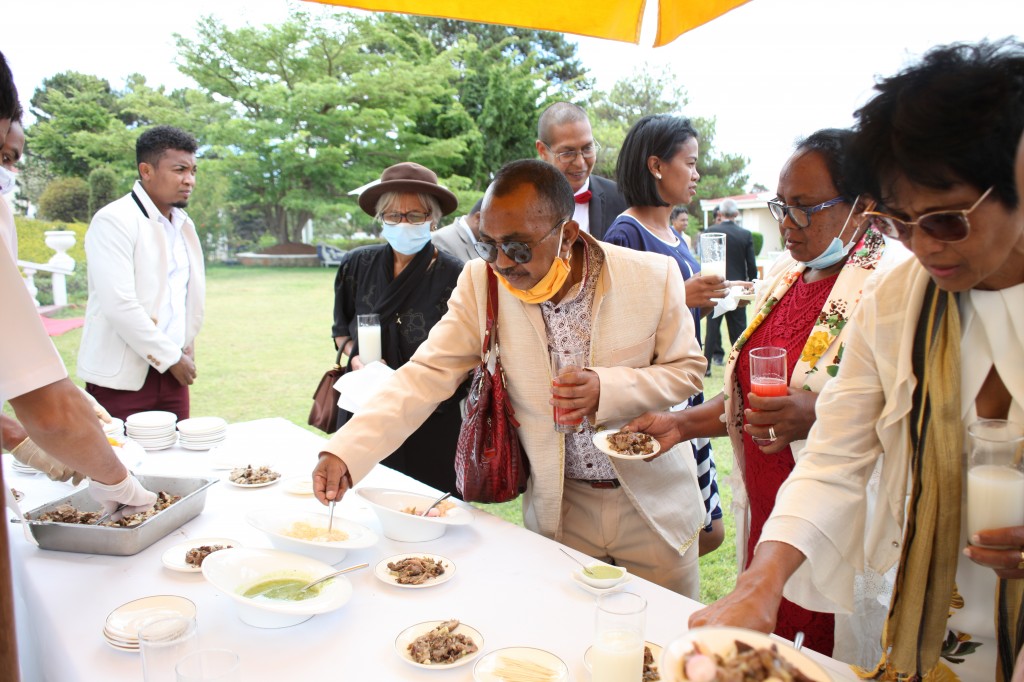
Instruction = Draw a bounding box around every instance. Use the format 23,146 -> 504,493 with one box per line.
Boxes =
419,492 -> 452,517
297,562 -> 369,593
559,548 -> 595,576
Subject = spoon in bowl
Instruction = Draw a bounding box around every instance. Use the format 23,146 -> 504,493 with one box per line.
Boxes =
419,492 -> 452,517
297,562 -> 369,593
559,548 -> 595,576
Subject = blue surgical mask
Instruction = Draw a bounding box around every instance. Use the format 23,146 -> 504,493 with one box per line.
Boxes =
800,198 -> 860,270
381,222 -> 432,255
0,166 -> 15,195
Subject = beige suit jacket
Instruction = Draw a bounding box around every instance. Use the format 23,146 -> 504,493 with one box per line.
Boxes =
323,234 -> 708,550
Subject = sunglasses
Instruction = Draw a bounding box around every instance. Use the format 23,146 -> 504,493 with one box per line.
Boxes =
861,186 -> 993,243
767,196 -> 845,229
473,219 -> 566,264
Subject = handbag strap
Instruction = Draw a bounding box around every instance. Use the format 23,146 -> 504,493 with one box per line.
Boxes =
481,267 -> 500,361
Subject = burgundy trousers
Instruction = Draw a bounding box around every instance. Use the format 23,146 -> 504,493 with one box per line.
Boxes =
86,367 -> 190,422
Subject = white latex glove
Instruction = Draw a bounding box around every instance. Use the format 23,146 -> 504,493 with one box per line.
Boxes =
10,438 -> 86,486
77,385 -> 112,423
88,475 -> 157,521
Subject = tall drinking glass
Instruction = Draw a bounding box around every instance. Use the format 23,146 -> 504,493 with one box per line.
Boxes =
591,592 -> 646,682
139,616 -> 200,682
699,233 -> 727,279
967,419 -> 1024,543
749,346 -> 787,447
551,349 -> 586,433
357,313 -> 382,364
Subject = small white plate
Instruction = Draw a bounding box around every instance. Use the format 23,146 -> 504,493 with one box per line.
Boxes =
161,537 -> 241,573
375,554 -> 456,589
125,411 -> 178,428
395,620 -> 483,669
282,478 -> 315,496
224,469 -> 281,488
105,595 -> 196,641
584,641 -> 662,672
473,647 -> 569,682
176,417 -> 227,435
592,431 -> 661,460
570,570 -> 633,596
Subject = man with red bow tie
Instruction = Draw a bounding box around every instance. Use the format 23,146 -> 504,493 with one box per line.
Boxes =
536,102 -> 627,240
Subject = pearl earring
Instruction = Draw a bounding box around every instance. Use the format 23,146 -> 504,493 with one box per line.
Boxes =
655,173 -> 662,180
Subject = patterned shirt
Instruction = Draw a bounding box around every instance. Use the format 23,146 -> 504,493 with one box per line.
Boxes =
540,241 -> 617,480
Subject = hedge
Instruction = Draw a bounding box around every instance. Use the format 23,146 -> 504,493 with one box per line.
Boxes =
14,217 -> 90,306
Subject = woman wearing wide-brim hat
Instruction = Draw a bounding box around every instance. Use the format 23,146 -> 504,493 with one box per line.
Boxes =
331,162 -> 468,494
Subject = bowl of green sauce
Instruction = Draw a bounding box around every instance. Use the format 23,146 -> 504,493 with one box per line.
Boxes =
577,563 -> 628,589
202,547 -> 354,628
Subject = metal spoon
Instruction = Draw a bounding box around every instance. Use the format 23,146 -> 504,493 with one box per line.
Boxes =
327,499 -> 336,535
559,548 -> 595,576
419,492 -> 452,517
793,631 -> 805,652
297,562 -> 369,592
92,503 -> 127,526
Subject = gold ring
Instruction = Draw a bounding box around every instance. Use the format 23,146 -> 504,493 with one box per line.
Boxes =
1018,549 -> 1024,570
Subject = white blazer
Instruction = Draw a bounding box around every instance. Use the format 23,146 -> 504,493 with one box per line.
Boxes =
77,182 -> 205,391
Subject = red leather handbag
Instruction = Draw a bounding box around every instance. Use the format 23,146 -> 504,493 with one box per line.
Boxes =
454,268 -> 530,503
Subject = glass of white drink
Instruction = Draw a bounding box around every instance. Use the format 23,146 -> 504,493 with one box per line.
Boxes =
699,233 -> 727,279
356,314 -> 382,364
967,419 -> 1024,544
592,592 -> 645,682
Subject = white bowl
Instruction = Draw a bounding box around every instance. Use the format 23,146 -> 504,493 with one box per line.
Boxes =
660,626 -> 830,682
246,508 -> 378,565
576,563 -> 628,589
201,547 -> 353,628
355,488 -> 472,542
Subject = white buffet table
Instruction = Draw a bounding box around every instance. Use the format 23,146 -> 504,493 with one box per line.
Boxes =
4,418 -> 854,681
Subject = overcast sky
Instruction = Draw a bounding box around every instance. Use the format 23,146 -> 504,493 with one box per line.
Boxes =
4,0 -> 1016,193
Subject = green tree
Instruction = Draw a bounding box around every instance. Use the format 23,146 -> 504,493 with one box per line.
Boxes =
88,166 -> 119,216
38,177 -> 90,222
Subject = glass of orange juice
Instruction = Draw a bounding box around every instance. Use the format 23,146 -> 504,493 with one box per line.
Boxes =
749,346 -> 787,446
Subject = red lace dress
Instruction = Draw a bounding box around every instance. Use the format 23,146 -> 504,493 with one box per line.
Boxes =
734,272 -> 838,655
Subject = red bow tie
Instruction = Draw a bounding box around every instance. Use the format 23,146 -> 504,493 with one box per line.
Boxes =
574,190 -> 592,204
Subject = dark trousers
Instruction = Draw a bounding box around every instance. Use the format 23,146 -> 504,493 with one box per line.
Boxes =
704,308 -> 747,362
86,366 -> 190,422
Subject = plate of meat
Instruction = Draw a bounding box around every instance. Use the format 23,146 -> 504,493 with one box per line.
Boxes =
161,537 -> 239,573
375,553 -> 455,588
395,619 -> 483,669
592,430 -> 661,459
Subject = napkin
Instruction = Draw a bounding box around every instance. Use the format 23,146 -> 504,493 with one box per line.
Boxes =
711,288 -> 740,319
334,361 -> 396,413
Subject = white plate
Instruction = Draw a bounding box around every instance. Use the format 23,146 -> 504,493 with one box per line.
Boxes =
224,469 -> 281,488
473,647 -> 569,681
282,478 -> 315,496
660,626 -> 831,682
125,411 -> 178,428
591,431 -> 661,460
161,537 -> 241,573
374,554 -> 456,589
584,641 -> 662,672
104,595 -> 196,641
570,570 -> 633,596
179,440 -> 225,452
176,417 -> 227,435
395,620 -> 483,669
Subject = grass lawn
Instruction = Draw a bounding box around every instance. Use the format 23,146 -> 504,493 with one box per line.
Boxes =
43,265 -> 742,604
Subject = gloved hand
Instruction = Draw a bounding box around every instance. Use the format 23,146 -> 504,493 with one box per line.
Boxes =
77,385 -> 112,423
88,475 -> 158,521
10,438 -> 86,486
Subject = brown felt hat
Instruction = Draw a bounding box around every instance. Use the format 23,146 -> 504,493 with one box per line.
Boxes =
357,162 -> 459,218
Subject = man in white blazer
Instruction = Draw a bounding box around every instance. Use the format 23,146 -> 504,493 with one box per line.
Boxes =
313,159 -> 709,597
78,126 -> 205,422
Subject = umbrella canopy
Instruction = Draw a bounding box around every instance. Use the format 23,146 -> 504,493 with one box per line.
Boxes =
302,0 -> 752,46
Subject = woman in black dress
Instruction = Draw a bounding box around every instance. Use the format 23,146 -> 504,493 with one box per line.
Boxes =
332,162 -> 467,494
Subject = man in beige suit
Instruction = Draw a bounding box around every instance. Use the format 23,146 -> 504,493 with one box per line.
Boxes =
313,159 -> 708,597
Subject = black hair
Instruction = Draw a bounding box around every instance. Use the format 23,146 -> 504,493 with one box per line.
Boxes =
794,128 -> 856,201
487,159 -> 574,220
0,51 -> 22,123
136,125 -> 198,167
537,102 -> 589,146
615,114 -> 699,207
846,39 -> 1024,210
670,206 -> 689,222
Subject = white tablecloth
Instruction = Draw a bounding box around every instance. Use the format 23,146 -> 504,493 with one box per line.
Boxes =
4,418 -> 854,681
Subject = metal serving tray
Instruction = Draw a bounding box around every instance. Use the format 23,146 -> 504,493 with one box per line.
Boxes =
15,475 -> 217,556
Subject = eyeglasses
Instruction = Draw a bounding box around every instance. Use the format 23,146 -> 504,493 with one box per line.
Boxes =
473,219 -> 567,264
543,142 -> 601,165
861,186 -> 994,243
767,196 -> 845,228
380,210 -> 431,226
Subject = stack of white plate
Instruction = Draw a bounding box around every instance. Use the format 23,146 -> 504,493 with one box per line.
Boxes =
125,411 -> 178,450
103,595 -> 196,653
102,417 -> 125,441
176,417 -> 227,451
10,456 -> 39,475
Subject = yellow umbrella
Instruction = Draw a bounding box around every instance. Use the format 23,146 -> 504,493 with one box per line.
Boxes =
302,0 -> 752,47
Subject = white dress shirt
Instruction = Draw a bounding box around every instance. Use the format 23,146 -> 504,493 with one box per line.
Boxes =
156,208 -> 191,349
572,178 -> 591,235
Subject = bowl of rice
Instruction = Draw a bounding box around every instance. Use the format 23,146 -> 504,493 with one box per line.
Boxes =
246,508 -> 378,565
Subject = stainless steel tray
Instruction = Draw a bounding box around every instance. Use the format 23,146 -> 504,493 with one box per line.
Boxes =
14,475 -> 217,556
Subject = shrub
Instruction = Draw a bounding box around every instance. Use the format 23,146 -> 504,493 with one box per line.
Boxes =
88,167 -> 119,216
14,217 -> 90,306
38,177 -> 90,223
751,230 -> 764,256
